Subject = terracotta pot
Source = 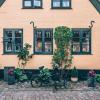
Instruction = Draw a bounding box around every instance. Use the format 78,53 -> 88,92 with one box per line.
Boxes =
71,77 -> 78,82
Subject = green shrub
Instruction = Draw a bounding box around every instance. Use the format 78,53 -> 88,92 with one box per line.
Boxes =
95,74 -> 100,83
19,74 -> 28,82
14,68 -> 28,82
38,66 -> 51,85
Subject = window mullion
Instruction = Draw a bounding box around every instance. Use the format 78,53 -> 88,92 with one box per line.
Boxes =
60,0 -> 62,7
32,0 -> 34,7
80,30 -> 83,54
12,30 -> 15,53
42,30 -> 45,53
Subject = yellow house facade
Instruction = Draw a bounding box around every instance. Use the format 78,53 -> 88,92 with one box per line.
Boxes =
0,0 -> 100,70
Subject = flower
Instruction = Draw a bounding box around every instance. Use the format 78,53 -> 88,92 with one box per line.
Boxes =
8,68 -> 14,76
88,70 -> 96,77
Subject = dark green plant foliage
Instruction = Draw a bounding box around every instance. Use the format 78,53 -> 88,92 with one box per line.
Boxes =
17,43 -> 33,71
95,74 -> 100,83
52,26 -> 73,68
14,68 -> 28,82
52,26 -> 73,90
38,66 -> 51,86
71,67 -> 78,77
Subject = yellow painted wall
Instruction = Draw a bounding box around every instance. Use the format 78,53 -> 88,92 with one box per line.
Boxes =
0,0 -> 100,69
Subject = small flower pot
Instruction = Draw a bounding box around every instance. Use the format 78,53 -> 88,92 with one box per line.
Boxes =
71,77 -> 78,82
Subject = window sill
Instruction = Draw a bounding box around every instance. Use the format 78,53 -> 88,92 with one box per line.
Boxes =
2,53 -> 18,55
22,7 -> 43,9
33,53 -> 53,55
51,7 -> 72,9
2,52 -> 18,55
72,53 -> 93,55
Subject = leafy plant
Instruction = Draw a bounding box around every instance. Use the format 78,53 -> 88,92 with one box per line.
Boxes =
17,43 -> 33,72
52,26 -> 73,69
19,74 -> 28,82
95,74 -> 100,83
14,68 -> 28,82
14,68 -> 22,79
71,67 -> 78,77
38,66 -> 51,86
52,26 -> 73,88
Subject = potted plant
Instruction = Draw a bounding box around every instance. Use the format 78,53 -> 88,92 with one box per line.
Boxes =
7,68 -> 15,85
71,67 -> 78,82
88,70 -> 96,87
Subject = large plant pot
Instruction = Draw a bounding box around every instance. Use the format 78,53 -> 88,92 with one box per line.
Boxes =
8,75 -> 15,85
88,77 -> 96,87
4,67 -> 15,85
71,77 -> 78,82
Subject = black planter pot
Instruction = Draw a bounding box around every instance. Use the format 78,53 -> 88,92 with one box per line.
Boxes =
88,77 -> 96,87
8,75 -> 15,85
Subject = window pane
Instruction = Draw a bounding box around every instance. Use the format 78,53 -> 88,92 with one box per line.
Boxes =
72,43 -> 80,52
53,0 -> 60,7
5,42 -> 12,52
82,37 -> 89,52
34,0 -> 41,7
72,37 -> 80,52
5,31 -> 12,38
44,32 -> 52,53
24,0 -> 32,7
82,38 -> 89,43
73,31 -> 80,37
15,30 -> 22,37
15,45 -> 22,52
15,38 -> 22,44
82,44 -> 89,52
35,31 -> 42,52
82,31 -> 90,38
62,0 -> 70,7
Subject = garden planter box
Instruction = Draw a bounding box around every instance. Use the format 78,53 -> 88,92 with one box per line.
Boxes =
4,67 -> 15,85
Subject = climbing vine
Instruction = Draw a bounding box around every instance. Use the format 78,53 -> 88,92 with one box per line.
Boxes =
52,26 -> 73,70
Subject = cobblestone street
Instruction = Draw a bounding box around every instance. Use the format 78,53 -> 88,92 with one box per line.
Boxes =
0,90 -> 100,100
0,81 -> 100,100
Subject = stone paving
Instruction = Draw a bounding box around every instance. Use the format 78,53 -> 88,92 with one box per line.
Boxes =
0,81 -> 100,100
0,89 -> 100,100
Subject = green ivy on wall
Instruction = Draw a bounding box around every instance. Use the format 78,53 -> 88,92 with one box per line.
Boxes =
52,26 -> 73,69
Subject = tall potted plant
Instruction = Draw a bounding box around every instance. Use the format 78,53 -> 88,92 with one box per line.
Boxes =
17,43 -> 33,73
71,67 -> 78,82
7,68 -> 15,85
88,70 -> 96,87
52,26 -> 73,89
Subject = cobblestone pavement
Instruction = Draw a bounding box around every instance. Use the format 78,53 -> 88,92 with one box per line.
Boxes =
0,90 -> 100,100
0,81 -> 100,100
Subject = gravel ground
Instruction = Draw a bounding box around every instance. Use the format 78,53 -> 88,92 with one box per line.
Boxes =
0,81 -> 100,100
